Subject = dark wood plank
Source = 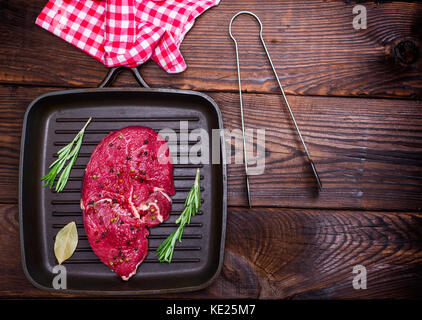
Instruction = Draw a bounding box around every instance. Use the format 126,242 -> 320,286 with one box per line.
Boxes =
0,1 -> 421,98
219,93 -> 422,210
1,85 -> 421,210
1,204 -> 421,298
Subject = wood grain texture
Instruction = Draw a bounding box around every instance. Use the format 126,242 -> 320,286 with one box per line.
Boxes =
0,0 -> 421,98
210,208 -> 422,299
0,0 -> 421,300
1,204 -> 421,298
1,85 -> 421,210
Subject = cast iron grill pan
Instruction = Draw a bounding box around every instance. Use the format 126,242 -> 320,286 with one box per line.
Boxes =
19,68 -> 227,294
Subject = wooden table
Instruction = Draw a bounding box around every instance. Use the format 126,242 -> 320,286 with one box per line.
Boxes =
1,0 -> 421,299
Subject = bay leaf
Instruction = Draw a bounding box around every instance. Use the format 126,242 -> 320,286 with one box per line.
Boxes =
54,221 -> 78,264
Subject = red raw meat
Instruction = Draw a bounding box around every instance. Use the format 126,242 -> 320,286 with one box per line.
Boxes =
81,126 -> 175,280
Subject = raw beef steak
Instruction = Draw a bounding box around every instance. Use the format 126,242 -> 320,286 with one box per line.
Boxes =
81,126 -> 175,280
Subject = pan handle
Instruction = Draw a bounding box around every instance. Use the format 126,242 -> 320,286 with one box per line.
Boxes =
98,67 -> 150,88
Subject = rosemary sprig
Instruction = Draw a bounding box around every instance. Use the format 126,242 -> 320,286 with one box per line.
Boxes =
41,117 -> 92,193
156,168 -> 201,263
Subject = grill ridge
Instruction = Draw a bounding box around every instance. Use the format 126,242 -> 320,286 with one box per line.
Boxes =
55,117 -> 200,122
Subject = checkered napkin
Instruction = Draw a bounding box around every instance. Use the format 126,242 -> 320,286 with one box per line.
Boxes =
36,0 -> 220,73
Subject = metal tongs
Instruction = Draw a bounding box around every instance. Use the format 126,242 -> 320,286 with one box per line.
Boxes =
229,11 -> 323,207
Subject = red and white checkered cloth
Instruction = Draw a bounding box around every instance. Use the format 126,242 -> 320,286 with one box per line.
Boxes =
36,0 -> 220,73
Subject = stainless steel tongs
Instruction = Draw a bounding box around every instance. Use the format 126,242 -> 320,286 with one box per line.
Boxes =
229,11 -> 323,207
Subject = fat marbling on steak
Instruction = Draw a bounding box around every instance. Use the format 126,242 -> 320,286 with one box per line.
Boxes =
81,126 -> 175,280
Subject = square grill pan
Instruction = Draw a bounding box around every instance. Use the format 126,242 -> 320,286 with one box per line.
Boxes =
19,68 -> 227,294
